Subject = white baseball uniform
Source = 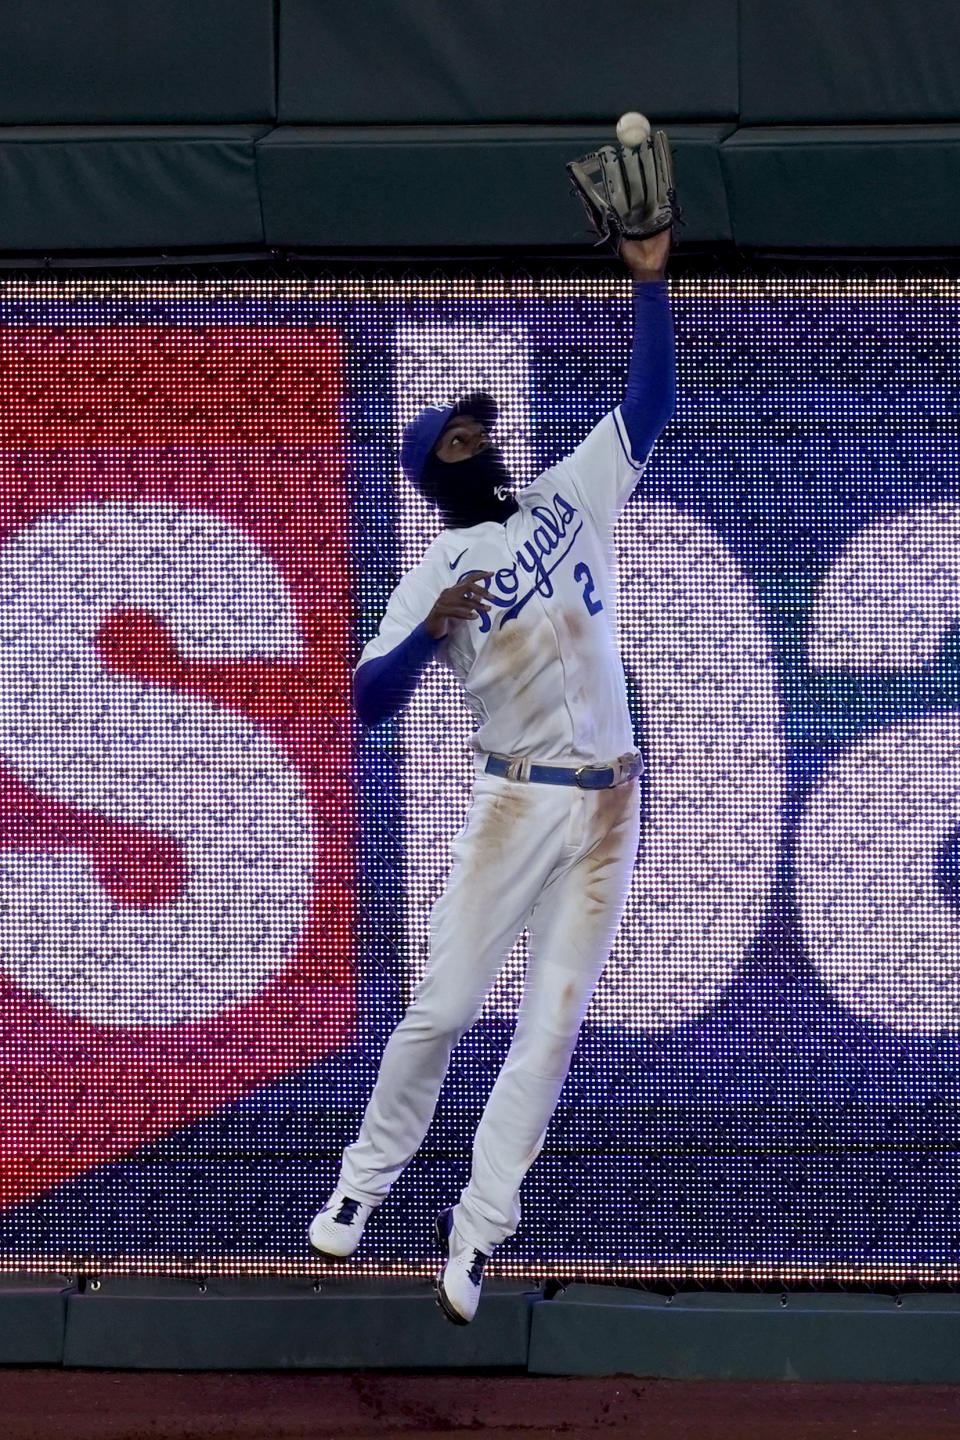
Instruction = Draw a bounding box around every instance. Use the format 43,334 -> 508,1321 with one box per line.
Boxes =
336,405 -> 650,1256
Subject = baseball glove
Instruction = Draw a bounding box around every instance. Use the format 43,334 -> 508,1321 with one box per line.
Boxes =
566,131 -> 677,249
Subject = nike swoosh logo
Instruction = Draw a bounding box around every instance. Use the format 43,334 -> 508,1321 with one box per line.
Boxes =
449,548 -> 470,570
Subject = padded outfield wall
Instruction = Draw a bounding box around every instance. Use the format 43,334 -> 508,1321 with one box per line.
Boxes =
0,268 -> 957,1284
2,0 -> 960,254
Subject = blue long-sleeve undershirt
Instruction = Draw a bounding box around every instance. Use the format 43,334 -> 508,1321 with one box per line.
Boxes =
354,280 -> 676,728
619,279 -> 676,463
353,619 -> 442,728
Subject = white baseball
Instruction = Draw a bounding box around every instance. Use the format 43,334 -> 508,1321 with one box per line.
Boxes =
616,111 -> 651,148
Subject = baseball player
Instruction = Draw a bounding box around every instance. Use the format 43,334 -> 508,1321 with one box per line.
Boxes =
309,227 -> 675,1323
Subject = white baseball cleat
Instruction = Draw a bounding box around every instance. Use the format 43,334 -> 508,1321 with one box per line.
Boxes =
434,1206 -> 491,1325
308,1192 -> 374,1259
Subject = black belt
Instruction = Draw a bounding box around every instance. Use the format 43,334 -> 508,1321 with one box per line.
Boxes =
483,752 -> 644,789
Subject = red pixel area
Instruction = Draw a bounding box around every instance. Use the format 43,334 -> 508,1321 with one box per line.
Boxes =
0,325 -> 355,1205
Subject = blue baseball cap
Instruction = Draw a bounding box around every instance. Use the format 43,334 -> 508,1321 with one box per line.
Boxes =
400,391 -> 498,490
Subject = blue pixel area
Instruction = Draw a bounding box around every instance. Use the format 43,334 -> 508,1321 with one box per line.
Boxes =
0,275 -> 959,1279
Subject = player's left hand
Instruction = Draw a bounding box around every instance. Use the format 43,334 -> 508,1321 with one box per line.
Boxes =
619,229 -> 671,281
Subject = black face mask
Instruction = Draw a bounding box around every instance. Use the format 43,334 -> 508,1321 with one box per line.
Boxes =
417,445 -> 519,529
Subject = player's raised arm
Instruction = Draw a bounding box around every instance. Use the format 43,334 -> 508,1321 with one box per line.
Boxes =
617,230 -> 676,466
562,123 -> 678,521
548,236 -> 676,532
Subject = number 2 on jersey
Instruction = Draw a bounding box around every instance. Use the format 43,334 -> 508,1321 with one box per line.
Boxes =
574,561 -> 604,616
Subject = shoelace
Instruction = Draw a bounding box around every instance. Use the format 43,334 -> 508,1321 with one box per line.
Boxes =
467,1250 -> 488,1288
334,1197 -> 362,1226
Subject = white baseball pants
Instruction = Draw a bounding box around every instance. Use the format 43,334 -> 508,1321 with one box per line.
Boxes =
337,766 -> 641,1255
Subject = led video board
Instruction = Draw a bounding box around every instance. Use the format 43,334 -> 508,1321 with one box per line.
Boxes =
0,273 -> 956,1282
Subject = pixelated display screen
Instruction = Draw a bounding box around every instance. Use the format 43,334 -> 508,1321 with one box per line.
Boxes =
0,272 -> 958,1282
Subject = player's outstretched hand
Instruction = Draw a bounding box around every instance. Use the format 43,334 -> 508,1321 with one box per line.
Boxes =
619,229 -> 671,281
425,571 -> 493,639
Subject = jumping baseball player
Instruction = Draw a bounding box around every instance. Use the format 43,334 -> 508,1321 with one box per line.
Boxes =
309,140 -> 677,1324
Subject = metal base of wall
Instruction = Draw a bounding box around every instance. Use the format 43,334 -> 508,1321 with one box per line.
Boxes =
7,1277 -> 960,1380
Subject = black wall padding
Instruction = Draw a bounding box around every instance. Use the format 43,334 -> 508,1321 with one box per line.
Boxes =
741,0 -> 960,124
0,0 -> 275,124
529,1286 -> 960,1383
722,126 -> 960,250
63,1279 -> 534,1370
278,0 -> 738,124
257,125 -> 734,248
0,129 -> 267,251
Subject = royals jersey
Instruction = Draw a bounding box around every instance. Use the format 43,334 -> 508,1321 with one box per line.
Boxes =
358,408 -> 647,766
